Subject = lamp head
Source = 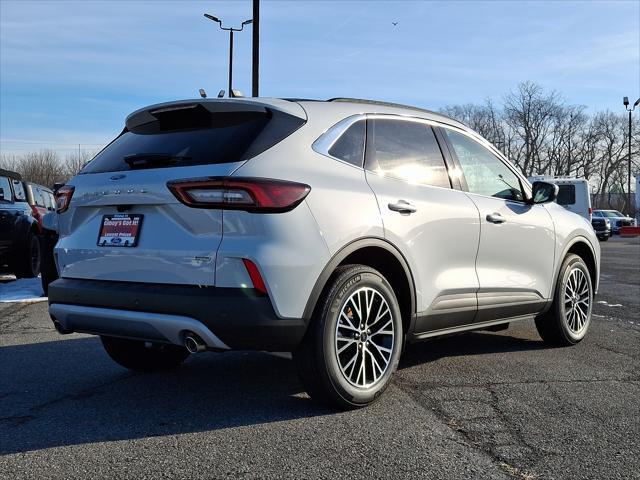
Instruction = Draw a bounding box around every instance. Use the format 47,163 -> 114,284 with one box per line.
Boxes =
204,14 -> 221,23
623,96 -> 629,107
242,19 -> 253,26
634,98 -> 640,108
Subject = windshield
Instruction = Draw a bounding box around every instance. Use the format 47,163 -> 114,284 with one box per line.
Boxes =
599,211 -> 624,218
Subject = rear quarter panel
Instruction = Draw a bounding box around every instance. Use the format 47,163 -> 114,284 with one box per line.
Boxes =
224,111 -> 384,319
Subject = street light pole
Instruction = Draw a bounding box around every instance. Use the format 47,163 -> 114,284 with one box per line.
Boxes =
228,29 -> 233,97
623,97 -> 640,216
252,0 -> 260,97
204,14 -> 253,98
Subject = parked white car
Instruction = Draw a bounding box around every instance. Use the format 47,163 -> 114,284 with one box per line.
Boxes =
47,97 -> 600,408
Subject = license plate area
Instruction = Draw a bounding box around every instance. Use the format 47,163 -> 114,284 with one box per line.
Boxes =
97,214 -> 143,247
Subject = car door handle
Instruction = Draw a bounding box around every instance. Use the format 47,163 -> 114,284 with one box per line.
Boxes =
486,213 -> 505,224
388,200 -> 417,215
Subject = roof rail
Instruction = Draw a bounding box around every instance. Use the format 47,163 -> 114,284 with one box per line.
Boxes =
326,97 -> 456,121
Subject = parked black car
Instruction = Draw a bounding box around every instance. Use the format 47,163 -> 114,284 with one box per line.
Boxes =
591,216 -> 610,241
39,183 -> 63,295
0,169 -> 41,277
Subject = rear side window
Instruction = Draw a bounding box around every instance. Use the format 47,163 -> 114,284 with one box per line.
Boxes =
328,120 -> 365,167
365,119 -> 451,188
11,180 -> 26,201
556,185 -> 576,205
0,176 -> 12,202
81,107 -> 305,174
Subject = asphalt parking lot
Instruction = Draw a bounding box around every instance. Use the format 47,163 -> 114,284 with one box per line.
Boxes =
1,237 -> 638,479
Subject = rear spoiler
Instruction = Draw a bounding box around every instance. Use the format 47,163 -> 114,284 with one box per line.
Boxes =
126,98 -> 307,131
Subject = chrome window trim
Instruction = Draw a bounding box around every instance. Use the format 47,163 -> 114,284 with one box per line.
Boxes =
312,112 -> 530,198
311,114 -> 367,168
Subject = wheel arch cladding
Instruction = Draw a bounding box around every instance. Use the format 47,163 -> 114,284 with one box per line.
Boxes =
303,238 -> 416,335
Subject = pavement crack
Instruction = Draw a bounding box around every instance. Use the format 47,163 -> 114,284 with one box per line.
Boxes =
28,372 -> 138,413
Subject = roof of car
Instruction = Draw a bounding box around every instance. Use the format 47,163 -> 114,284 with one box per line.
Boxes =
0,168 -> 22,180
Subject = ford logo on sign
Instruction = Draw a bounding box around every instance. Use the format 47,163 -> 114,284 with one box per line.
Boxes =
110,174 -> 126,181
110,237 -> 122,244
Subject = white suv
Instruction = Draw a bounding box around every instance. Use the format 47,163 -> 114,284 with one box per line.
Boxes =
48,97 -> 600,408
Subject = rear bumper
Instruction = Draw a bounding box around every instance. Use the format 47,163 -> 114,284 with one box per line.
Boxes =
48,278 -> 308,351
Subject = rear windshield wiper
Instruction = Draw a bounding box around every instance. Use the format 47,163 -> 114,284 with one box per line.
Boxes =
124,153 -> 191,169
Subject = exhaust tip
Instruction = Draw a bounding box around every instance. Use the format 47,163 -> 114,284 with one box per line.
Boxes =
184,333 -> 206,353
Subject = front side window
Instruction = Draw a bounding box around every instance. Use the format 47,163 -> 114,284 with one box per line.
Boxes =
365,119 -> 451,188
444,129 -> 523,201
328,120 -> 365,167
0,176 -> 13,202
556,185 -> 576,205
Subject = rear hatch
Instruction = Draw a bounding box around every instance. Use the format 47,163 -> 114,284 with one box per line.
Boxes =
56,99 -> 306,286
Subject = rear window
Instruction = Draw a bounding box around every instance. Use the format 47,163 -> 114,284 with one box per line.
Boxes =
556,185 -> 576,205
81,107 -> 305,174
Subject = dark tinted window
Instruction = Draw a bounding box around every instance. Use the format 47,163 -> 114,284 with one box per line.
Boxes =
11,179 -> 26,201
82,108 -> 304,174
328,120 -> 365,167
556,185 -> 575,205
365,119 -> 450,188
444,129 -> 523,201
0,176 -> 12,202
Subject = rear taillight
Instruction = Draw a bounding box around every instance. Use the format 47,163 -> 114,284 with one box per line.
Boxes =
167,177 -> 311,213
55,185 -> 74,213
588,207 -> 592,215
242,258 -> 267,295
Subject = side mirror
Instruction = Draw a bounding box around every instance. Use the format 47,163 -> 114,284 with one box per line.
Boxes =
42,211 -> 59,233
530,181 -> 558,204
0,187 -> 4,201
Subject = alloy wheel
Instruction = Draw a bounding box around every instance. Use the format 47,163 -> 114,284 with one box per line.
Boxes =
563,267 -> 591,335
334,287 -> 395,388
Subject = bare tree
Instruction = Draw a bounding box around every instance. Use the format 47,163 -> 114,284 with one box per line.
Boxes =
63,150 -> 94,178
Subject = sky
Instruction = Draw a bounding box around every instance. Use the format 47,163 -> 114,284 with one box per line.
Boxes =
1,0 -> 639,156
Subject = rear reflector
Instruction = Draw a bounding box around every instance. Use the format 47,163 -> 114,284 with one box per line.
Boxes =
167,177 -> 310,213
55,185 -> 75,213
242,258 -> 267,295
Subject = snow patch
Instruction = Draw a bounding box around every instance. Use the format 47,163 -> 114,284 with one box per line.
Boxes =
0,277 -> 46,303
596,300 -> 623,307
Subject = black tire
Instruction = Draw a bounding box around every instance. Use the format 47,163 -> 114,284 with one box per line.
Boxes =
294,265 -> 403,409
101,336 -> 190,372
600,236 -> 609,242
39,233 -> 59,295
535,254 -> 593,346
13,232 -> 41,279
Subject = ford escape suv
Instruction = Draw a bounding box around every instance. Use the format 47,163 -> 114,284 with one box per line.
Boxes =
48,97 -> 600,408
